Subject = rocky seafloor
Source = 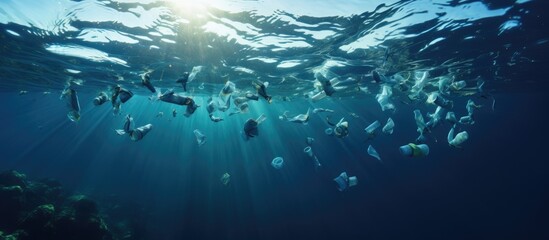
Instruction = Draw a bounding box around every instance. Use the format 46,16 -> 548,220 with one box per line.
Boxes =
0,170 -> 143,240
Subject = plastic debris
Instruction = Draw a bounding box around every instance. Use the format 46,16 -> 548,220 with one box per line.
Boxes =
242,114 -> 266,141
459,115 -> 475,125
399,143 -> 429,157
130,124 -> 153,142
315,72 -> 336,97
367,145 -> 381,161
408,71 -> 429,100
414,109 -> 427,142
175,72 -> 190,92
445,112 -> 458,125
60,87 -> 80,122
115,115 -> 152,142
438,76 -> 452,95
206,96 -> 224,122
111,85 -> 133,115
220,173 -> 230,185
217,95 -> 231,112
450,80 -> 466,91
313,108 -> 334,113
188,66 -> 203,83
93,92 -> 109,106
372,70 -> 382,83
141,73 -> 156,93
426,106 -> 445,130
364,120 -> 381,136
333,172 -> 358,191
303,146 -> 314,158
376,85 -> 395,112
448,127 -> 469,148
245,92 -> 259,101
466,99 -> 482,117
112,85 -> 133,104
285,108 -> 311,124
271,157 -> 284,169
193,129 -> 206,147
304,146 -> 322,168
219,81 -> 236,97
333,118 -> 349,138
428,92 -> 453,109
252,80 -> 272,103
382,118 -> 395,134
158,90 -> 199,117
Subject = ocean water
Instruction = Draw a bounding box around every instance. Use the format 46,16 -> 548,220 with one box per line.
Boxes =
1,0 -> 548,239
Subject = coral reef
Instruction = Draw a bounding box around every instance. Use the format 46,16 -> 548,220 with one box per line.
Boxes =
0,170 -> 136,240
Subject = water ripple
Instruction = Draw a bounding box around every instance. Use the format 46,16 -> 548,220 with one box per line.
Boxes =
0,0 -> 545,94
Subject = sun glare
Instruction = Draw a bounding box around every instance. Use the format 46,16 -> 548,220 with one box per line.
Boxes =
165,0 -> 217,13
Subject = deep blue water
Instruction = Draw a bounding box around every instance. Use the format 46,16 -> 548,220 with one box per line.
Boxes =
1,91 -> 548,239
1,0 -> 549,239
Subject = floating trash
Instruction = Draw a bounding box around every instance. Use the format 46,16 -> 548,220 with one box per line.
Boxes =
448,127 -> 469,148
367,145 -> 381,161
220,173 -> 230,185
130,124 -> 153,142
459,115 -> 474,125
141,73 -> 156,93
193,129 -> 206,147
349,176 -> 358,187
428,92 -> 453,109
304,146 -> 313,158
304,146 -> 322,168
60,88 -> 80,122
466,99 -> 482,117
176,72 -> 190,91
450,80 -> 466,91
364,120 -> 381,136
115,115 -> 153,142
285,108 -> 311,124
93,92 -> 109,106
271,157 -> 284,169
252,80 -> 272,103
158,90 -> 199,117
112,85 -> 133,104
220,80 -> 236,96
399,143 -> 429,157
445,112 -> 458,125
382,118 -> 394,134
414,109 -> 427,141
438,76 -> 452,95
188,65 -> 203,82
313,108 -> 334,113
376,85 -> 395,111
333,172 -> 358,191
426,106 -> 444,130
242,114 -> 266,141
333,118 -> 349,138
